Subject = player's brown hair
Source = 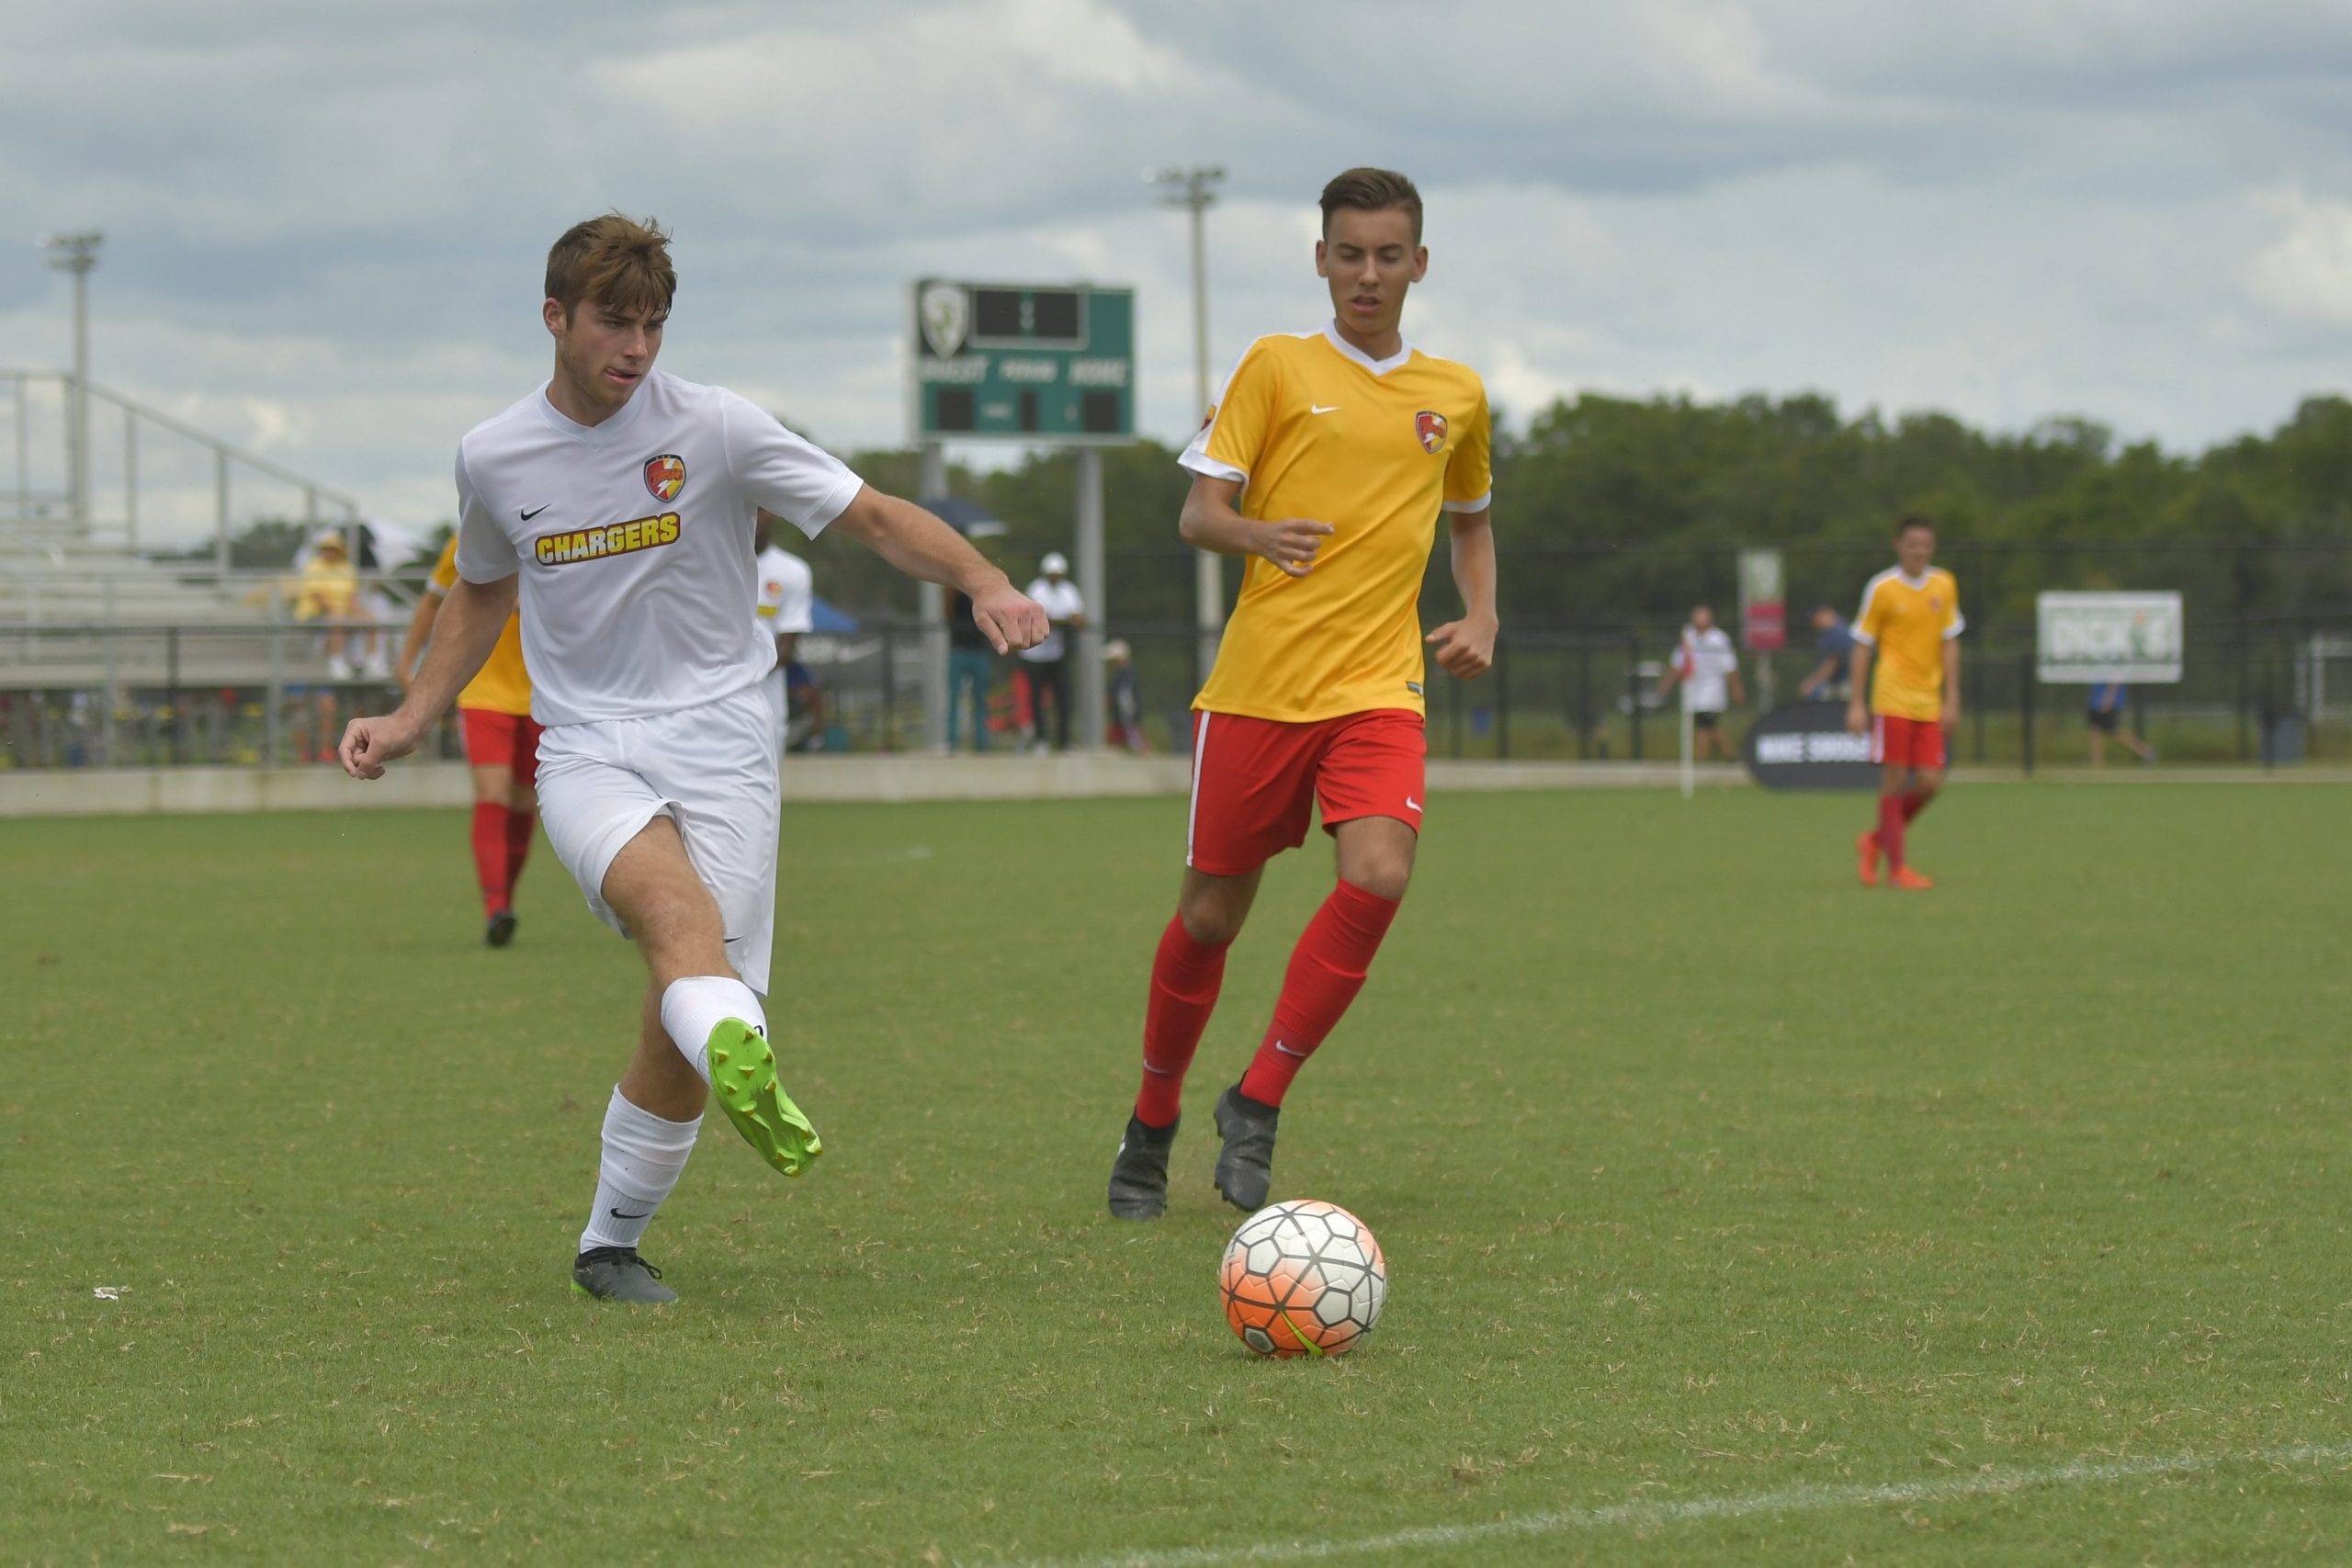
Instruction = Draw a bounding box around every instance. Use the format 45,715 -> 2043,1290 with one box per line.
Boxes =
545,214 -> 676,319
1895,513 -> 1937,536
1319,168 -> 1423,243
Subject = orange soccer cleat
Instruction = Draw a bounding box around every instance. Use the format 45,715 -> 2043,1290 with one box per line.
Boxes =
1890,865 -> 1934,890
1855,831 -> 1882,887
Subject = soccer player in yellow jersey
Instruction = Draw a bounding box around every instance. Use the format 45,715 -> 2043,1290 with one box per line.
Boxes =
1846,515 -> 1963,890
1108,168 -> 1498,1219
400,537 -> 542,944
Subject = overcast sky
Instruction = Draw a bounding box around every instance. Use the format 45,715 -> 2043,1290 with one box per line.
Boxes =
7,0 -> 2352,537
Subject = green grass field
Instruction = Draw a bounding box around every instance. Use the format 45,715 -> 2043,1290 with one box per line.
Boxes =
5,784 -> 2347,1565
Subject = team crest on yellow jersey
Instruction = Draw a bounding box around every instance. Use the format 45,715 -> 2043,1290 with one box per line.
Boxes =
1415,411 -> 1448,454
644,453 -> 685,502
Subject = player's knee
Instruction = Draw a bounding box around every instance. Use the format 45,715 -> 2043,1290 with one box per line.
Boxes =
1179,896 -> 1247,947
1345,857 -> 1412,901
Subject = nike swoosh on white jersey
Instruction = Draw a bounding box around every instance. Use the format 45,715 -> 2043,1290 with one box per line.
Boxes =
1309,404 -> 1341,414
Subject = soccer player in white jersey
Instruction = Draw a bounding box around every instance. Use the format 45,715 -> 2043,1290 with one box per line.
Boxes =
340,216 -> 1046,1303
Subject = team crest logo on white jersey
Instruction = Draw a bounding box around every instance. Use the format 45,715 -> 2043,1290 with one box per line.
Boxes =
644,453 -> 685,502
1415,411 -> 1448,455
920,282 -> 970,358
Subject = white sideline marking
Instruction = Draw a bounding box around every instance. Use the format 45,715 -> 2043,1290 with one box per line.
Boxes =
990,1442 -> 2352,1568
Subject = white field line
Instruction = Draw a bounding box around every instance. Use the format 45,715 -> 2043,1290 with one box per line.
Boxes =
989,1441 -> 2352,1568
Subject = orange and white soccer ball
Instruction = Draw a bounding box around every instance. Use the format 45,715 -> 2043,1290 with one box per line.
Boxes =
1219,1200 -> 1387,1358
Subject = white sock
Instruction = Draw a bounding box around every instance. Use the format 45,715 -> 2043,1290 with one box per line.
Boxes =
659,975 -> 767,1083
578,1088 -> 701,1255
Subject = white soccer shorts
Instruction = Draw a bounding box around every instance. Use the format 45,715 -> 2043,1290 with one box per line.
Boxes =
534,671 -> 785,995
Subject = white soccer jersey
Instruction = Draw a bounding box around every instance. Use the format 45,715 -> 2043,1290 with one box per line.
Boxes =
454,371 -> 862,727
1676,625 -> 1739,711
754,546 -> 815,637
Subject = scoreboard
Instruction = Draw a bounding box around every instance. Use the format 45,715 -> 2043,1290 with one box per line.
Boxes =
910,279 -> 1135,444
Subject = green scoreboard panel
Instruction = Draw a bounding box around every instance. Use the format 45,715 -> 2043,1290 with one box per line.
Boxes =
911,279 -> 1135,443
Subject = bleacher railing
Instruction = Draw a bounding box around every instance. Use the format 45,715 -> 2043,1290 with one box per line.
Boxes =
3,369 -> 362,562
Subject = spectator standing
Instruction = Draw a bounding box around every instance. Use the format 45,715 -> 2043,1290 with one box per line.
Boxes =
1656,604 -> 1744,761
295,533 -> 361,760
754,513 -> 827,750
946,587 -> 998,752
1798,604 -> 1856,701
2087,682 -> 2157,767
298,533 -> 360,679
1020,550 -> 1087,751
1105,637 -> 1147,752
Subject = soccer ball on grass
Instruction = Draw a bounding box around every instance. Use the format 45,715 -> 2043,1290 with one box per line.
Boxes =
1219,1199 -> 1386,1359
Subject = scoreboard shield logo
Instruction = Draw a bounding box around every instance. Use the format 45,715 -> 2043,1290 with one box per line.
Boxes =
1415,411 -> 1449,455
644,453 -> 685,502
920,281 -> 971,358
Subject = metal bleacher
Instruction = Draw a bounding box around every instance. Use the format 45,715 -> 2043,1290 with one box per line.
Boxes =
1,369 -> 398,766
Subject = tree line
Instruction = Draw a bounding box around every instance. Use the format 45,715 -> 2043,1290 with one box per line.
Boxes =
203,390 -> 2352,638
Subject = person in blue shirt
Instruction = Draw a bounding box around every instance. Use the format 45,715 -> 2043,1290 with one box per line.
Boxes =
2087,682 -> 2157,766
1798,604 -> 1856,701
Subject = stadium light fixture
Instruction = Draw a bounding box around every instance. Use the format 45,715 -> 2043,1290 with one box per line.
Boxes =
37,231 -> 103,528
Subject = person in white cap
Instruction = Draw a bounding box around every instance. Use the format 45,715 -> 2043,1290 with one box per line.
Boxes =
1021,550 -> 1087,751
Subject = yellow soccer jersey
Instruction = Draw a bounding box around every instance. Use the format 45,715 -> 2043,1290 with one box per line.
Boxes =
1184,324 -> 1492,723
428,538 -> 534,717
1854,566 -> 1963,721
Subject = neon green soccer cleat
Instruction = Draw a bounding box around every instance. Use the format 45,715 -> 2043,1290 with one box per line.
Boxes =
706,1021 -> 822,1177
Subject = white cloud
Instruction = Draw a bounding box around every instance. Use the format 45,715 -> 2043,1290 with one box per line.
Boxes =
2250,186 -> 2352,325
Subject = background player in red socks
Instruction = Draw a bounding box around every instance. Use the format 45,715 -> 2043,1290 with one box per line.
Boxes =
400,536 -> 541,944
1108,168 -> 1498,1219
1846,515 -> 1962,890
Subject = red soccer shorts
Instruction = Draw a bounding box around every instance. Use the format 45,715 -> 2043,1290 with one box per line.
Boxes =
1871,713 -> 1946,770
1187,708 -> 1425,876
462,706 -> 546,786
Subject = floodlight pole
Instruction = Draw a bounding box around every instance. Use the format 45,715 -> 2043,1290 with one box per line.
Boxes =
1149,165 -> 1227,687
40,231 -> 102,529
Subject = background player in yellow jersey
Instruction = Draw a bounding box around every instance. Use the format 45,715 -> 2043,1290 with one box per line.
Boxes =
1108,168 -> 1499,1219
400,538 -> 541,943
1846,515 -> 1963,890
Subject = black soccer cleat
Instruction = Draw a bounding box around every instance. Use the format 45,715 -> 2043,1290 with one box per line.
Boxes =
1213,1084 -> 1282,1213
571,1246 -> 676,1304
1107,1113 -> 1179,1221
486,908 -> 518,948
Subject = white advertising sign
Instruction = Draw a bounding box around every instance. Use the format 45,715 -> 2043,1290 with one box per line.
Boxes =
2036,592 -> 2184,683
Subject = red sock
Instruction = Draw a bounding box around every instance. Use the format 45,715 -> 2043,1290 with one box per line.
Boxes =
1136,917 -> 1230,1128
1238,881 -> 1402,1109
470,802 -> 512,916
1876,794 -> 1906,872
1900,790 -> 1931,824
503,808 -> 536,894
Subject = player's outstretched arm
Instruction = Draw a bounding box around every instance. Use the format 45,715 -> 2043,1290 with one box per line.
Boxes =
1425,508 -> 1498,680
1178,474 -> 1332,579
340,573 -> 516,779
828,487 -> 1048,653
395,590 -> 441,695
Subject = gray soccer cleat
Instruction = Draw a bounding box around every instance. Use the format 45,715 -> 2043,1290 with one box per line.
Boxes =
571,1246 -> 677,1304
1213,1085 -> 1281,1213
1107,1114 -> 1178,1220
